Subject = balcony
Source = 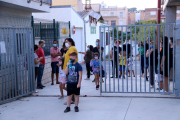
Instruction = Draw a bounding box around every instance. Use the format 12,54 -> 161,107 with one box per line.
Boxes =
0,0 -> 51,12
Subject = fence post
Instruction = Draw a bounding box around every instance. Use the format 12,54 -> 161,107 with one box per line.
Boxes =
175,24 -> 180,97
69,21 -> 71,38
31,16 -> 35,45
53,19 -> 56,40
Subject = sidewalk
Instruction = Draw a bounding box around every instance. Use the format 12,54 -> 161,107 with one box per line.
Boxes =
1,97 -> 180,120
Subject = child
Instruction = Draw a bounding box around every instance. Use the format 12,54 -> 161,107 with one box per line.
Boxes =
57,57 -> 67,99
119,51 -> 126,79
90,52 -> 101,90
64,52 -> 82,113
127,55 -> 135,77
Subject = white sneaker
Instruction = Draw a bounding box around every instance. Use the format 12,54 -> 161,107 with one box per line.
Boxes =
84,78 -> 90,80
160,89 -> 164,92
150,85 -> 154,88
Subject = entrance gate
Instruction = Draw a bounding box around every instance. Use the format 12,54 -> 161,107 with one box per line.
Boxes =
0,27 -> 35,104
99,23 -> 179,96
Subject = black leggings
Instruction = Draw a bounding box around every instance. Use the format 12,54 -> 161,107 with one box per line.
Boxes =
86,62 -> 91,78
35,67 -> 39,80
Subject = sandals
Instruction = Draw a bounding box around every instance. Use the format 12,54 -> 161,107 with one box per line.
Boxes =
58,96 -> 64,99
51,83 -> 54,85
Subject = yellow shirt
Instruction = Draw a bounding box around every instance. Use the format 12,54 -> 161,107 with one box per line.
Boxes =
63,46 -> 78,71
119,56 -> 126,65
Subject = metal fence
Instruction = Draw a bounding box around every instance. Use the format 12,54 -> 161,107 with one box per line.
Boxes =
0,27 -> 35,104
99,23 -> 179,96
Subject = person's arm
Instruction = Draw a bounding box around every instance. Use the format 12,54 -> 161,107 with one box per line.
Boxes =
161,56 -> 166,71
79,52 -> 86,55
34,57 -> 43,64
65,62 -> 71,75
77,71 -> 82,88
110,50 -> 113,60
146,50 -> 149,57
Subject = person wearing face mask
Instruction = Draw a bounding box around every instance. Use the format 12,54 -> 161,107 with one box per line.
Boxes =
110,40 -> 121,78
79,45 -> 93,80
92,39 -> 104,82
60,39 -> 69,58
146,41 -> 158,88
50,40 -> 61,85
36,40 -> 46,89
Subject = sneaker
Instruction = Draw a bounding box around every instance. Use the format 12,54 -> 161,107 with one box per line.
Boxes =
123,76 -> 125,79
156,88 -> 163,90
133,75 -> 135,77
146,77 -> 148,81
160,89 -> 164,92
150,85 -> 154,88
84,78 -> 90,80
92,79 -> 95,82
74,106 -> 79,112
119,75 -> 121,78
64,107 -> 71,113
102,79 -> 104,83
37,86 -> 43,89
111,76 -> 114,78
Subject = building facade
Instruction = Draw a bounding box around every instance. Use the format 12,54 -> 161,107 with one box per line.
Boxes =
52,0 -> 83,11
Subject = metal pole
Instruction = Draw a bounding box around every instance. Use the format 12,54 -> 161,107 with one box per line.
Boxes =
157,0 -> 161,49
53,19 -> 56,40
69,21 -> 71,38
84,21 -> 87,52
31,16 -> 35,45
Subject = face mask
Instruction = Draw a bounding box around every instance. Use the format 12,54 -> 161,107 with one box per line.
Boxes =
43,44 -> 45,48
169,41 -> 171,44
160,45 -> 162,48
59,62 -> 62,65
94,57 -> 98,60
70,58 -> 75,63
150,45 -> 154,49
65,43 -> 70,48
53,44 -> 57,47
87,48 -> 89,50
96,42 -> 99,46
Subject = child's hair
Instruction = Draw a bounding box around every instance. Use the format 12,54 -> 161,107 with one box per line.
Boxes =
58,57 -> 64,69
94,52 -> 99,58
69,52 -> 77,57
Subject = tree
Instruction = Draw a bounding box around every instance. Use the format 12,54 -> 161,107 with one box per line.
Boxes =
128,7 -> 137,12
110,27 -> 128,42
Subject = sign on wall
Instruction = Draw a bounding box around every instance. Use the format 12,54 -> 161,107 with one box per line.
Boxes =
91,27 -> 96,34
62,29 -> 67,35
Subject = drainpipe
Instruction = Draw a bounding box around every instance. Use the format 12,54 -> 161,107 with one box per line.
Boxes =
157,0 -> 161,49
84,20 -> 86,52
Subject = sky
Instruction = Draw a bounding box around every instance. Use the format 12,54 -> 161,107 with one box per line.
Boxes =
82,0 -> 158,10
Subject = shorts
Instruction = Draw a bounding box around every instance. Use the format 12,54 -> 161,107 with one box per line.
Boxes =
67,83 -> 80,96
59,76 -> 67,84
119,65 -> 126,72
128,65 -> 134,71
51,62 -> 59,74
93,68 -> 100,74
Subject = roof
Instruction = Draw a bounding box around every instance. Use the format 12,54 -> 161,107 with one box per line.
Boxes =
78,10 -> 103,21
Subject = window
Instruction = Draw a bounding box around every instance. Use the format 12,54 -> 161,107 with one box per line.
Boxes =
161,11 -> 164,15
104,21 -> 108,24
119,20 -> 123,25
150,12 -> 156,15
161,19 -> 165,23
111,12 -> 114,16
91,27 -> 96,34
120,12 -> 123,18
111,20 -> 116,26
104,13 -> 107,16
177,10 -> 180,14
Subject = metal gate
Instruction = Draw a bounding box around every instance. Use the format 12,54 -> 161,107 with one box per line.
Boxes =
99,23 -> 179,96
0,27 -> 35,104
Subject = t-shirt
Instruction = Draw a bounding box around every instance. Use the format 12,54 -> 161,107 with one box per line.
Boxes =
85,51 -> 93,63
92,47 -> 104,59
138,47 -> 144,55
111,46 -> 121,60
160,47 -> 172,69
34,53 -> 39,67
148,49 -> 158,66
127,57 -> 134,66
119,56 -> 126,65
50,47 -> 60,62
145,43 -> 149,51
36,47 -> 45,65
63,46 -> 78,71
60,48 -> 68,56
59,66 -> 66,77
67,62 -> 82,84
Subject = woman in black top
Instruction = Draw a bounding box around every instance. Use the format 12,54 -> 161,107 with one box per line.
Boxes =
160,36 -> 172,92
79,45 -> 93,80
60,39 -> 68,57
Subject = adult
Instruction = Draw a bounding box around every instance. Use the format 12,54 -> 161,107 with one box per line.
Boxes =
79,45 -> 93,80
92,39 -> 104,82
63,38 -> 78,71
50,40 -> 61,85
36,40 -> 46,89
63,38 -> 78,105
123,39 -> 132,58
169,37 -> 174,81
160,36 -> 172,92
61,39 -> 69,57
110,40 -> 121,78
138,42 -> 147,80
146,41 -> 158,88
34,45 -> 43,92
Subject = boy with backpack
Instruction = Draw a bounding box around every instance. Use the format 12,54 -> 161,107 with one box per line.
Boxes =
64,52 -> 82,113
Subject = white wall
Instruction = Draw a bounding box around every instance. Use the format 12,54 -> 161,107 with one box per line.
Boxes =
32,7 -> 85,62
